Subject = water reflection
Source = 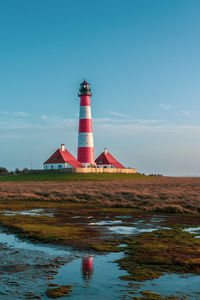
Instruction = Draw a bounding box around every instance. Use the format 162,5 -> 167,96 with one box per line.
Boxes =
82,256 -> 93,282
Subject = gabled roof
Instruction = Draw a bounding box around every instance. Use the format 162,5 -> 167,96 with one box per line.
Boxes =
95,151 -> 125,169
44,148 -> 84,168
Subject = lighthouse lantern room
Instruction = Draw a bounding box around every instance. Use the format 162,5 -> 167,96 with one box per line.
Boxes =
77,80 -> 95,167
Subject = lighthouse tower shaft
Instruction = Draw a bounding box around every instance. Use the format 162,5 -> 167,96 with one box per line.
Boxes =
77,80 -> 95,167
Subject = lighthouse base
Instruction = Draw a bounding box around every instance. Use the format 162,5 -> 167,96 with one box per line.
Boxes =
30,168 -> 137,174
81,163 -> 97,168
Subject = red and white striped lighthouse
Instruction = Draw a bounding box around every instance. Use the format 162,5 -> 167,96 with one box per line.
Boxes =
77,80 -> 95,167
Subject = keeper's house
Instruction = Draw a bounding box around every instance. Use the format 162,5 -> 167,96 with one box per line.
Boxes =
95,148 -> 125,169
43,144 -> 84,170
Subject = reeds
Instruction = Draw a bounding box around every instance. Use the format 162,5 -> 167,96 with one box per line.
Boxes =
0,177 -> 199,214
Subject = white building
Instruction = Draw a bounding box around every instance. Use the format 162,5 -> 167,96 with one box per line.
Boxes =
43,144 -> 84,170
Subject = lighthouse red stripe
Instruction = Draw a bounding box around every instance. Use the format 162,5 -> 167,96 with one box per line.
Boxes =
80,95 -> 91,106
78,147 -> 95,163
79,119 -> 93,133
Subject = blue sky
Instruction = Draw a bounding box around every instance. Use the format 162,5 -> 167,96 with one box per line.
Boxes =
0,0 -> 200,175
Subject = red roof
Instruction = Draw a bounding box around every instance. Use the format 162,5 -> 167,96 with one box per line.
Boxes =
44,148 -> 84,168
95,151 -> 125,168
82,79 -> 88,84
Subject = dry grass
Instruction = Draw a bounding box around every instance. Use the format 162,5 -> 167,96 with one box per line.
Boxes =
0,177 -> 200,214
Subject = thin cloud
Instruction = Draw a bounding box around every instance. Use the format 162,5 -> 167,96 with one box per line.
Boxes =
1,111 -> 31,117
0,112 -> 198,139
94,122 -> 200,136
13,112 -> 31,117
94,117 -> 164,125
159,104 -> 172,110
41,115 -> 48,121
181,110 -> 189,115
107,110 -> 130,118
93,118 -> 111,123
1,111 -> 9,115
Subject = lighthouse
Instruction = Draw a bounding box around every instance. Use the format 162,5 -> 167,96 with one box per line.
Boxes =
77,80 -> 95,167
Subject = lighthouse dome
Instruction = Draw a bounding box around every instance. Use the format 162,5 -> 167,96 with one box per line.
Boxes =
79,79 -> 92,96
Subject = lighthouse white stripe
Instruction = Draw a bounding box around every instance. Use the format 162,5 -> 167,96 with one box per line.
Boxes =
78,132 -> 94,147
79,106 -> 91,120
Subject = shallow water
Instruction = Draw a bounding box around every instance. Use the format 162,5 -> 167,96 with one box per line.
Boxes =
106,225 -> 160,235
92,215 -> 168,235
0,229 -> 128,299
137,273 -> 200,299
184,226 -> 200,235
95,220 -> 123,225
0,215 -> 199,299
52,252 -> 127,300
3,208 -> 54,217
0,228 -> 69,255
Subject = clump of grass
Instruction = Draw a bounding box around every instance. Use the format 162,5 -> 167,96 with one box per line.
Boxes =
46,285 -> 72,298
0,214 -> 98,245
90,240 -> 121,252
118,228 -> 200,281
132,290 -> 179,299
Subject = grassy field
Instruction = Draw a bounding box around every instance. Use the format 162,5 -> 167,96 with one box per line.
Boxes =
0,173 -> 149,182
0,177 -> 199,214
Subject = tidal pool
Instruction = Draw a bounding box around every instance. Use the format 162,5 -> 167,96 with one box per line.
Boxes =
0,228 -> 128,299
0,215 -> 199,299
0,228 -> 69,255
184,226 -> 200,235
133,273 -> 200,299
106,225 -> 160,235
91,215 -> 169,235
52,252 -> 128,300
2,208 -> 54,217
94,220 -> 123,225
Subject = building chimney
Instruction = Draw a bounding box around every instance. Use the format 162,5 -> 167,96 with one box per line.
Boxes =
104,147 -> 107,154
61,144 -> 65,151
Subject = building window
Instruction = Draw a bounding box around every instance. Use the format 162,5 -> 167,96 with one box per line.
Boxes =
45,165 -> 47,170
58,165 -> 62,169
51,165 -> 53,170
104,166 -> 107,168
98,160 -> 102,163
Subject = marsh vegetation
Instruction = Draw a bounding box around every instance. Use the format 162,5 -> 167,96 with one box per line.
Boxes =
0,176 -> 199,298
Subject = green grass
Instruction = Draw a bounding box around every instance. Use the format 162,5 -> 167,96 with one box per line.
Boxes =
0,214 -> 99,245
0,173 -> 149,182
118,227 -> 200,282
132,290 -> 180,299
46,285 -> 72,298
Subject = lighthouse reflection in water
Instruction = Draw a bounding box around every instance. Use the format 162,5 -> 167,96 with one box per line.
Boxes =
82,256 -> 93,282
